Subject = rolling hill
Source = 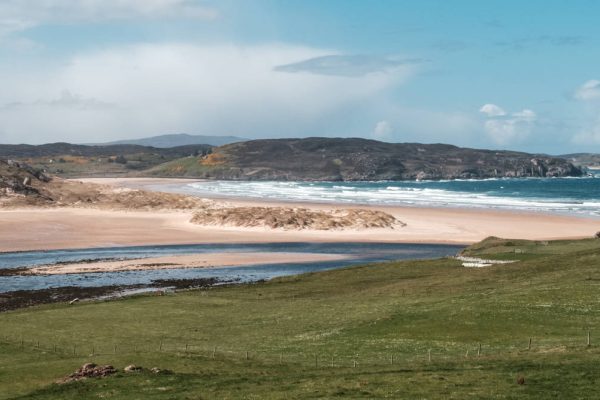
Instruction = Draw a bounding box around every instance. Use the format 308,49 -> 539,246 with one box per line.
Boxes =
147,137 -> 583,181
0,142 -> 212,178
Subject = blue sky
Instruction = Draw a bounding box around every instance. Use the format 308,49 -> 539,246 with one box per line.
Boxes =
1,0 -> 599,153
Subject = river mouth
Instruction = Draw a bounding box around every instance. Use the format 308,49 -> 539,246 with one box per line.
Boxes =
0,242 -> 463,309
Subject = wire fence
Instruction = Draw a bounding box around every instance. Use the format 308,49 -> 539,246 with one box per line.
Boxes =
1,331 -> 596,369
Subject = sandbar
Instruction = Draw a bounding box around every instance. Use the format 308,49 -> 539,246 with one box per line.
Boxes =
23,252 -> 349,275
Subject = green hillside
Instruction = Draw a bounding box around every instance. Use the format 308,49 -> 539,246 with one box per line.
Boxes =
1,237 -> 600,398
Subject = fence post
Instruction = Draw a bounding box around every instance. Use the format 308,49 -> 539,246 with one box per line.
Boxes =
588,331 -> 591,347
428,349 -> 431,362
212,346 -> 216,359
477,343 -> 481,357
528,337 -> 531,350
159,340 -> 163,352
246,351 -> 249,360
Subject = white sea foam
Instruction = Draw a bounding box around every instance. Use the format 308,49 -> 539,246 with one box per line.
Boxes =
181,180 -> 600,217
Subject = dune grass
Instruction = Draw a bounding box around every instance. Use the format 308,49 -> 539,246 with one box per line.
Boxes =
1,237 -> 600,398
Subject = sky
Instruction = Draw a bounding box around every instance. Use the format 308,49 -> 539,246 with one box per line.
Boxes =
0,0 -> 599,154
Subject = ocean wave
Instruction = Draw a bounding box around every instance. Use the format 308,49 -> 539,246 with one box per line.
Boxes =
184,179 -> 600,217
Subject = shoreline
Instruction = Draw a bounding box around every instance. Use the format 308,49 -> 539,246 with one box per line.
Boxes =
0,177 -> 598,252
79,177 -> 600,221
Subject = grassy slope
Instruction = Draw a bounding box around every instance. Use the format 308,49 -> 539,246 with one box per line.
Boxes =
1,238 -> 600,398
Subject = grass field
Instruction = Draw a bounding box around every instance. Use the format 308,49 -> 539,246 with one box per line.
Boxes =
1,237 -> 600,398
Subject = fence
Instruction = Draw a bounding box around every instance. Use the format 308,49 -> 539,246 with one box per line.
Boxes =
0,331 -> 596,369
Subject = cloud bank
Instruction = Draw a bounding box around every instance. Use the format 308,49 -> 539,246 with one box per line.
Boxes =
0,43 -> 416,143
0,0 -> 217,39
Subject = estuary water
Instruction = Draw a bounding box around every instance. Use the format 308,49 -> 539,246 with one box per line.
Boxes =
0,242 -> 463,293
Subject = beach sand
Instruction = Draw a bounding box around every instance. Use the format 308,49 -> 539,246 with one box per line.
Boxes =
0,177 -> 598,252
23,252 -> 349,275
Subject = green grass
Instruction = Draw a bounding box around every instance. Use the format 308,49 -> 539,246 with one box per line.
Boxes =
2,237 -> 600,398
145,156 -> 233,178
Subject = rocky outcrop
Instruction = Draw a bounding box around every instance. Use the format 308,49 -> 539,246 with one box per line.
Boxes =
0,159 -> 52,199
1,158 -> 213,208
149,138 -> 583,181
60,363 -> 117,383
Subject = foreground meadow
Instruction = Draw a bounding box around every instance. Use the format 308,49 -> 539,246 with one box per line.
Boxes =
1,237 -> 600,398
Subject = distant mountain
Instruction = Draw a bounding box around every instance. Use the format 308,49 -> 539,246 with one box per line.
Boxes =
95,133 -> 248,148
147,137 -> 583,181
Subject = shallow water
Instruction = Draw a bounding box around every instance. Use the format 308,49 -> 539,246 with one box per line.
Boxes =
0,242 -> 463,292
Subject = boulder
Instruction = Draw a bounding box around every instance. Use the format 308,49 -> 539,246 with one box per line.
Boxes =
124,364 -> 142,372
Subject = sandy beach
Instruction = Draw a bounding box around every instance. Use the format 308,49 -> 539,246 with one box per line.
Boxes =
0,177 -> 598,252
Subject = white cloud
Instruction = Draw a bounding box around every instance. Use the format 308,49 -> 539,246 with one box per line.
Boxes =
512,109 -> 536,121
574,79 -> 600,101
572,80 -> 600,144
0,0 -> 217,39
0,43 -> 415,144
479,103 -> 506,117
480,104 -> 537,145
274,55 -> 424,77
371,120 -> 393,140
365,105 -> 479,146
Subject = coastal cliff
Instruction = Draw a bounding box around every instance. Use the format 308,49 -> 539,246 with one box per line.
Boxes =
148,137 -> 583,181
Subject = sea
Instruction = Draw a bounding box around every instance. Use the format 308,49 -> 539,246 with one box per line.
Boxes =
171,177 -> 600,218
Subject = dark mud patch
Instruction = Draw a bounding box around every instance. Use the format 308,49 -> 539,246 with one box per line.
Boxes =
53,257 -> 121,265
0,277 -> 223,312
0,267 -> 28,276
